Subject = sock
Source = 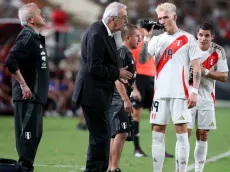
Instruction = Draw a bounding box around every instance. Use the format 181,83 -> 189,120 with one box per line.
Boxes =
175,141 -> 179,172
194,140 -> 208,172
133,120 -> 140,150
152,131 -> 165,172
176,133 -> 190,172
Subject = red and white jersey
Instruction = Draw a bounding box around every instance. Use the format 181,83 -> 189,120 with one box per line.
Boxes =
196,42 -> 229,110
148,29 -> 201,99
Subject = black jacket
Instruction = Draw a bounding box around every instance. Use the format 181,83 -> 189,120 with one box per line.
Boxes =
4,26 -> 49,105
72,20 -> 120,109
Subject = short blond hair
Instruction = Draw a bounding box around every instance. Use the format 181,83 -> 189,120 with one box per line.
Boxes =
155,2 -> 176,15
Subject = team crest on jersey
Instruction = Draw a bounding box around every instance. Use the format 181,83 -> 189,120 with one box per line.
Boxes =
25,132 -> 31,140
210,58 -> 214,65
121,122 -> 127,129
177,40 -> 181,46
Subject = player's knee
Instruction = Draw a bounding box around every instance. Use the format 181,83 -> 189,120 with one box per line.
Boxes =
176,133 -> 189,146
200,130 -> 209,141
153,125 -> 166,133
152,131 -> 165,144
175,123 -> 187,133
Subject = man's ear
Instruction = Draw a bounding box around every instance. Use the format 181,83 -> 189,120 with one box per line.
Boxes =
174,15 -> 177,21
28,16 -> 33,24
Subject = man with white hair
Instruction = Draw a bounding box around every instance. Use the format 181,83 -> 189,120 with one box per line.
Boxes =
139,2 -> 201,172
4,3 -> 49,172
72,2 -> 132,172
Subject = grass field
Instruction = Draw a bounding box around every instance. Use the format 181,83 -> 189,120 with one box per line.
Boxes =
0,108 -> 230,172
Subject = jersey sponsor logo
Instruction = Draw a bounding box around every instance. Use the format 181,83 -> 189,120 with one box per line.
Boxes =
180,161 -> 187,164
178,116 -> 185,120
202,51 -> 218,70
199,160 -> 205,164
121,122 -> 127,129
42,56 -> 46,61
156,35 -> 188,79
25,132 -> 31,140
209,122 -> 215,127
41,62 -> 47,68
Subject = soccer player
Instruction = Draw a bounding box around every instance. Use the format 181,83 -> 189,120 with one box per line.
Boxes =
108,24 -> 141,172
131,22 -> 174,158
187,22 -> 229,172
4,3 -> 49,172
139,2 -> 201,172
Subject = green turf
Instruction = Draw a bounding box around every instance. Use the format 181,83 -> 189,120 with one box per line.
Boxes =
0,108 -> 230,172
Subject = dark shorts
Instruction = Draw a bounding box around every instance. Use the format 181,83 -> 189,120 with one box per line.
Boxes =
131,74 -> 154,109
109,100 -> 130,138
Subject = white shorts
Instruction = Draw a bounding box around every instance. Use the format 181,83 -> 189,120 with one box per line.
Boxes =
150,98 -> 191,125
188,108 -> 216,130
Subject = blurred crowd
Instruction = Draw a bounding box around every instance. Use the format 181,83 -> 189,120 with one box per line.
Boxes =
1,0 -> 230,116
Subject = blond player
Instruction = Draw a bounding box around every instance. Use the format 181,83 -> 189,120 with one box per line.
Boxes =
139,2 -> 201,172
187,22 -> 229,172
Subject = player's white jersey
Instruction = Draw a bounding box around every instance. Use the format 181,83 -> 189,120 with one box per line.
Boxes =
148,29 -> 201,99
196,42 -> 229,110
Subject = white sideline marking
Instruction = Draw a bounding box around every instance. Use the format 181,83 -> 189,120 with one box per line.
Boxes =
34,164 -> 85,170
30,150 -> 230,171
187,150 -> 230,171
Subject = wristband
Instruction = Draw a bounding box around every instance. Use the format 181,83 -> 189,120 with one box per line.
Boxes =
191,87 -> 198,94
143,36 -> 151,42
204,69 -> 209,76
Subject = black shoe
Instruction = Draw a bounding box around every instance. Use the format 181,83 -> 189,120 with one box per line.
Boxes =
134,149 -> 148,157
111,168 -> 121,172
77,123 -> 87,130
18,161 -> 34,172
165,151 -> 174,158
18,165 -> 33,172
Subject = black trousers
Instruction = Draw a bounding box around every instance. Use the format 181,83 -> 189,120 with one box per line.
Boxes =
81,104 -> 111,172
14,102 -> 43,169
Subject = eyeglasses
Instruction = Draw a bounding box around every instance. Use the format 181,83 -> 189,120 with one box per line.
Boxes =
115,15 -> 128,21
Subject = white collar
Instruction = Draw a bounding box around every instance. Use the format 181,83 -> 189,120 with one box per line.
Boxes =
102,19 -> 113,37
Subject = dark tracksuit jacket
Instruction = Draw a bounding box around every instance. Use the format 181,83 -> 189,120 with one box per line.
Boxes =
4,25 -> 49,169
